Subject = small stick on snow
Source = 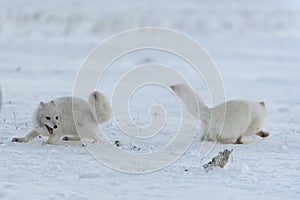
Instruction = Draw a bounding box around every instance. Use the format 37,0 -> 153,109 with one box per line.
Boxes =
12,111 -> 18,130
203,149 -> 233,171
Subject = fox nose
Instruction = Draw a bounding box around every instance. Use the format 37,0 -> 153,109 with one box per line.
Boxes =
53,125 -> 57,129
170,85 -> 175,90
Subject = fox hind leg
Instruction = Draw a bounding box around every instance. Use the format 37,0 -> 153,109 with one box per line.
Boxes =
235,136 -> 243,144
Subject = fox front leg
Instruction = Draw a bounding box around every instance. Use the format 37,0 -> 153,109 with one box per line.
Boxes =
12,129 -> 40,143
61,136 -> 81,141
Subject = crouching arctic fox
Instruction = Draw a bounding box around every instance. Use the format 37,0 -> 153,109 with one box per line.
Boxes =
171,84 -> 269,144
12,91 -> 112,145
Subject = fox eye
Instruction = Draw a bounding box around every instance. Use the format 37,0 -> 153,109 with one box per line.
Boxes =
46,116 -> 51,120
56,116 -> 59,120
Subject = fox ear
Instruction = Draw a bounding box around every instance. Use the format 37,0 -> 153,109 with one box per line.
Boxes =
50,100 -> 56,106
40,101 -> 46,108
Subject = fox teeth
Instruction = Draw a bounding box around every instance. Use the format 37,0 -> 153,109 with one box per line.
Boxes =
45,125 -> 53,134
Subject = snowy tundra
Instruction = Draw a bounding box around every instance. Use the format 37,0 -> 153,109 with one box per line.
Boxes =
0,0 -> 299,200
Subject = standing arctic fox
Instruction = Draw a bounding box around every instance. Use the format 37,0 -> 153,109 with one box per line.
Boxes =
12,91 -> 112,145
171,84 -> 269,144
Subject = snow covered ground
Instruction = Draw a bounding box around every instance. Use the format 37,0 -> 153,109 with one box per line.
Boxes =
0,0 -> 300,199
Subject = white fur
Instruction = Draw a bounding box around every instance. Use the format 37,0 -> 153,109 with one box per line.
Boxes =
171,84 -> 268,144
12,91 -> 112,145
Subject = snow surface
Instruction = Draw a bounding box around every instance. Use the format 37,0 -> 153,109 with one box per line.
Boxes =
0,0 -> 300,199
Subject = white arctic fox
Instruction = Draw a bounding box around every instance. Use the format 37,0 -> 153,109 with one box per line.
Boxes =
12,91 -> 112,145
171,84 -> 269,144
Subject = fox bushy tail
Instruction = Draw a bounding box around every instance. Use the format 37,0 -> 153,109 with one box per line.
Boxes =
170,84 -> 210,122
88,91 -> 112,124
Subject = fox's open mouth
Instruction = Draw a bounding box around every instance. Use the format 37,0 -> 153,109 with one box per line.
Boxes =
45,125 -> 53,134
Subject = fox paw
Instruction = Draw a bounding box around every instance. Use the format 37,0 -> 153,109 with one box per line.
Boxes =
62,136 -> 69,141
257,131 -> 269,138
11,137 -> 25,142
